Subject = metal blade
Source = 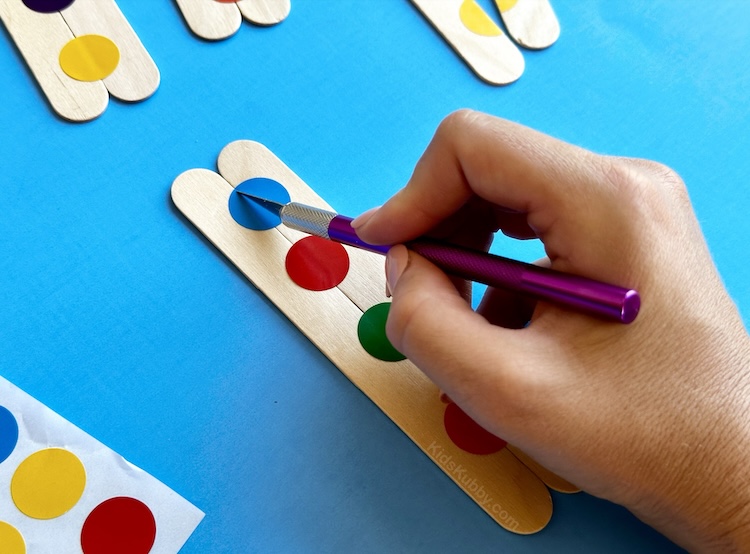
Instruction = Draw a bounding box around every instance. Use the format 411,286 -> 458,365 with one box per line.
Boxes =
235,190 -> 285,216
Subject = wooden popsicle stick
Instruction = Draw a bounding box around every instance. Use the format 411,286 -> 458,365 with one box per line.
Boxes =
496,0 -> 559,49
61,0 -> 160,102
173,0 -> 242,41
409,0 -> 524,85
171,144 -> 554,533
216,140 -> 386,313
237,0 -> 290,26
0,0 -> 108,122
506,445 -> 580,493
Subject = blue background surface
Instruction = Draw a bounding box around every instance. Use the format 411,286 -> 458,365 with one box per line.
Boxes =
1,1 -> 748,552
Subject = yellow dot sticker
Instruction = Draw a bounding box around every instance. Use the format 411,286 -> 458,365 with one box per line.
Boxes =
459,0 -> 503,37
0,521 -> 26,554
11,448 -> 86,519
496,0 -> 519,13
59,34 -> 120,82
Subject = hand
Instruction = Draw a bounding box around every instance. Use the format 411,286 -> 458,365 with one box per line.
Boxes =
353,110 -> 750,552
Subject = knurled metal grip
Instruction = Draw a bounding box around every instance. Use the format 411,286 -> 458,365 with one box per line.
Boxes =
280,203 -> 337,238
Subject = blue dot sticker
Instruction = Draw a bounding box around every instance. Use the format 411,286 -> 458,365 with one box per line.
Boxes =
0,406 -> 19,464
228,177 -> 291,230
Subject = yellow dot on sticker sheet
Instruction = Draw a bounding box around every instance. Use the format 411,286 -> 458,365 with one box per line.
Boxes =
459,0 -> 503,37
11,448 -> 86,519
0,521 -> 26,554
59,35 -> 120,82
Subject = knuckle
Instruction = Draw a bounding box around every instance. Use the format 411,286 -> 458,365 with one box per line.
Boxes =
606,157 -> 688,202
656,164 -> 689,201
438,108 -> 481,137
640,159 -> 687,197
602,157 -> 645,196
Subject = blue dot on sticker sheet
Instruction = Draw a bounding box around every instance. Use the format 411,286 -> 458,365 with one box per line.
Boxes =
228,178 -> 291,230
0,406 -> 19,464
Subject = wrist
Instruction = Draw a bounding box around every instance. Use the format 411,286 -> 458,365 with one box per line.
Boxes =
628,332 -> 750,552
671,339 -> 750,552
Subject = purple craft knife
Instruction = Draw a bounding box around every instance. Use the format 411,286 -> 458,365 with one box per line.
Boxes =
237,191 -> 641,324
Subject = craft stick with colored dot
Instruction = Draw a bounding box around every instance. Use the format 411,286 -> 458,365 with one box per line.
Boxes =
0,0 -> 108,122
215,141 -> 385,311
60,0 -> 160,102
174,0 -> 242,41
409,0 -> 524,85
237,0 -> 291,26
506,445 -> 579,493
496,0 -> 559,49
171,141 -> 557,533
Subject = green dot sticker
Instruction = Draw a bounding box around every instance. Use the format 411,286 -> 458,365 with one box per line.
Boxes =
357,303 -> 405,362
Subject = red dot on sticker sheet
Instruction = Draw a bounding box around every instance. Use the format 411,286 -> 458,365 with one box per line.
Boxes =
81,497 -> 156,554
285,236 -> 350,291
444,403 -> 507,455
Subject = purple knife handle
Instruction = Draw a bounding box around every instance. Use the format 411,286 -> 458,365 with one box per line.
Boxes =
328,216 -> 640,324
407,241 -> 640,323
328,215 -> 391,254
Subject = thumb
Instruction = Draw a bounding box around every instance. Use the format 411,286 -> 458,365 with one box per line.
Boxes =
385,245 -> 539,426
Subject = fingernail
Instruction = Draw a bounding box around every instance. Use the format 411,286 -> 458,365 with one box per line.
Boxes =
350,206 -> 380,229
385,255 -> 392,298
386,245 -> 408,292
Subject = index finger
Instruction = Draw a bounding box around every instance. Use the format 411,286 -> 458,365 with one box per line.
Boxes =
353,109 -> 610,247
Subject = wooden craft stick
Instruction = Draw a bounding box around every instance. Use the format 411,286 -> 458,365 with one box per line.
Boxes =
495,0 -> 559,49
409,0 -> 524,85
171,141 -> 555,533
216,140 -> 385,312
0,0 -> 108,122
237,0 -> 291,26
61,0 -> 160,102
506,445 -> 579,493
173,0 -> 242,41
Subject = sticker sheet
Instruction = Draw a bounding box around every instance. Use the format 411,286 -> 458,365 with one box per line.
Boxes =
0,376 -> 203,553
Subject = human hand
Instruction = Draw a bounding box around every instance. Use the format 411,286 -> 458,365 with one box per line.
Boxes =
352,110 -> 750,552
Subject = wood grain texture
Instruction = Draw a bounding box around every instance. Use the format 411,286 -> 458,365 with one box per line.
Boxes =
496,0 -> 559,49
61,0 -> 160,102
216,140 -> 386,312
0,0 -> 108,122
173,0 -> 242,41
237,0 -> 290,26
410,0 -> 524,85
171,141 -> 555,533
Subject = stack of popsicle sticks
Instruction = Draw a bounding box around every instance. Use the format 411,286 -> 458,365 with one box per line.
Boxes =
175,0 -> 291,41
0,3 -> 107,121
0,0 -> 159,121
173,0 -> 241,40
214,141 -> 386,311
237,0 -> 291,26
409,0 -> 559,85
172,140 -> 579,533
497,0 -> 560,49
410,0 -> 525,85
61,0 -> 160,102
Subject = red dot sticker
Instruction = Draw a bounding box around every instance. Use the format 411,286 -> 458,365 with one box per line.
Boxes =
81,497 -> 156,554
285,236 -> 350,291
444,403 -> 507,455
